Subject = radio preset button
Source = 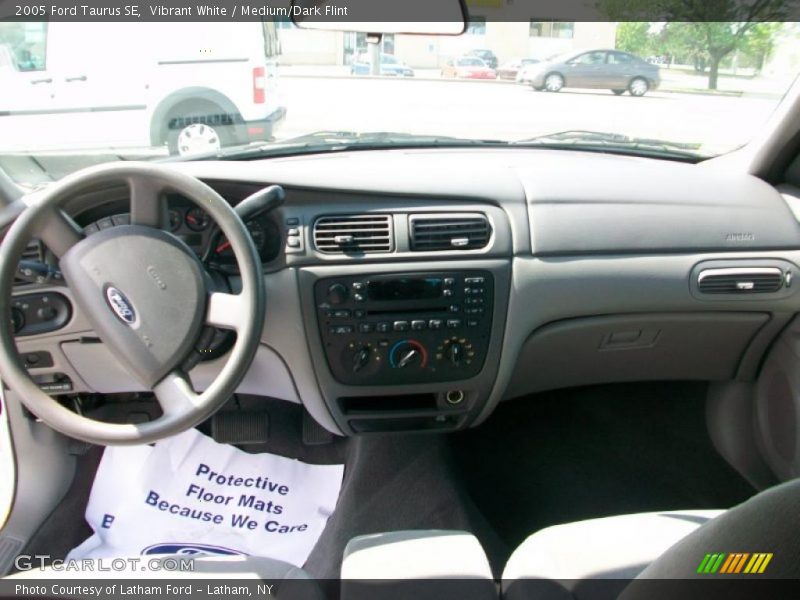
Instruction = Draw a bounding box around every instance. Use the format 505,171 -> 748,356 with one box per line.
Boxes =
449,305 -> 460,313
358,323 -> 373,333
467,320 -> 479,327
393,321 -> 410,332
354,309 -> 366,318
353,293 -> 366,302
411,320 -> 427,331
443,289 -> 454,297
465,277 -> 485,284
443,278 -> 456,287
352,282 -> 365,291
376,322 -> 391,333
329,325 -> 354,335
331,309 -> 351,318
447,319 -> 461,329
429,319 -> 443,329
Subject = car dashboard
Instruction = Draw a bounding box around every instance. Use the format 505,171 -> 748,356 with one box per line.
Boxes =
10,147 -> 800,436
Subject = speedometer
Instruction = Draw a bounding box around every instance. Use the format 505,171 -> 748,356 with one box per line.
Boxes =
213,221 -> 266,258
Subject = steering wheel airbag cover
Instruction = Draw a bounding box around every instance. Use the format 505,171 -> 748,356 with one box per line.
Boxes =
59,225 -> 206,388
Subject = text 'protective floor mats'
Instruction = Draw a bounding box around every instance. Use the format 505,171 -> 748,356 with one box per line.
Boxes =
67,428 -> 344,567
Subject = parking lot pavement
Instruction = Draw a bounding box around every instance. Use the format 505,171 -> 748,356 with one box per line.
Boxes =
275,76 -> 784,153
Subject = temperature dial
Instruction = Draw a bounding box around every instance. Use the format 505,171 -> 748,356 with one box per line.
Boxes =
389,339 -> 428,370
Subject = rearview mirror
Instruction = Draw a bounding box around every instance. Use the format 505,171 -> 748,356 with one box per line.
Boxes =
290,0 -> 468,35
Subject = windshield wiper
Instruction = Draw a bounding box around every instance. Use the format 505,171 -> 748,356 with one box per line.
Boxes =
160,131 -> 505,162
159,129 -> 706,163
513,130 -> 706,160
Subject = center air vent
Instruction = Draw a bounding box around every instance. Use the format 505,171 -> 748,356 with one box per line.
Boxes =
409,213 -> 491,251
697,267 -> 785,294
313,214 -> 393,254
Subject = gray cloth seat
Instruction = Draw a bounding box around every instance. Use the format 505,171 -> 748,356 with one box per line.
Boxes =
342,530 -> 497,600
502,510 -> 722,600
504,478 -> 800,600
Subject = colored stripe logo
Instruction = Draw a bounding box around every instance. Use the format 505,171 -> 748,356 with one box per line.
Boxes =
697,552 -> 773,574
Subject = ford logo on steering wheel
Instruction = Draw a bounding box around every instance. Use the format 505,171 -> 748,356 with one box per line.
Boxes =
105,286 -> 137,325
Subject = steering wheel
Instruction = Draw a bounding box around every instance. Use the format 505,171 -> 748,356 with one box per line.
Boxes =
0,163 -> 265,445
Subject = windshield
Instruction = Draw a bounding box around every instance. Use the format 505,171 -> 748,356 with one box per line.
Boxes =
1,19 -> 798,185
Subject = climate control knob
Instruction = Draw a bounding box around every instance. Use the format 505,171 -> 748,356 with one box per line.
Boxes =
446,341 -> 464,366
439,337 -> 475,368
389,339 -> 428,370
351,346 -> 371,373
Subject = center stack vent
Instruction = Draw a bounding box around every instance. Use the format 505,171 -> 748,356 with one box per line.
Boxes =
313,214 -> 393,254
409,213 -> 491,251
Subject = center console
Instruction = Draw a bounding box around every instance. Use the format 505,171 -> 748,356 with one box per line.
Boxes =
299,261 -> 510,435
314,271 -> 493,386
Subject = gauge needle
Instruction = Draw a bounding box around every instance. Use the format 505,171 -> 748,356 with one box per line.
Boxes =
187,214 -> 198,224
215,240 -> 231,253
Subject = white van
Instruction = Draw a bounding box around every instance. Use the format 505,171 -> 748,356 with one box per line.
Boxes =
0,21 -> 286,155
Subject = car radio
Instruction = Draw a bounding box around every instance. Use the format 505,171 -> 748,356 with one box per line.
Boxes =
314,271 -> 493,385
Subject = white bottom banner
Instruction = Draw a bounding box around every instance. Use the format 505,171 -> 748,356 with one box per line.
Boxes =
68,428 -> 344,567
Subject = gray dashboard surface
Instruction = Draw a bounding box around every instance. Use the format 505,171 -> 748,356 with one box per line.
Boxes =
11,147 -> 800,436
170,148 -> 800,255
520,153 -> 800,254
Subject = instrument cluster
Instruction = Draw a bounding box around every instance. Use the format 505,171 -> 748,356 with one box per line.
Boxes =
82,194 -> 282,267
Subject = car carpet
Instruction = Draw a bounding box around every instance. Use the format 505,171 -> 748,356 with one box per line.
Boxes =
449,381 -> 757,558
19,395 -> 507,581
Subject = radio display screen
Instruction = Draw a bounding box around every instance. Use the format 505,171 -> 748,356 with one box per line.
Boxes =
367,278 -> 443,302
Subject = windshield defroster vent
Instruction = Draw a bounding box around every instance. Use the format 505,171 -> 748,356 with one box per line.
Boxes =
409,213 -> 492,251
697,267 -> 785,294
313,214 -> 393,254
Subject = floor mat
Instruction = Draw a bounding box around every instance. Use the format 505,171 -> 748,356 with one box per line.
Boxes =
449,382 -> 757,553
67,428 -> 344,566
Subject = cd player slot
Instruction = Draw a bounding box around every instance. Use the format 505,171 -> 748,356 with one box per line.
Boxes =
367,307 -> 448,316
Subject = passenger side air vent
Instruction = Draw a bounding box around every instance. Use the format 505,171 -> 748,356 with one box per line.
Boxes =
409,213 -> 491,251
313,214 -> 393,254
697,267 -> 785,294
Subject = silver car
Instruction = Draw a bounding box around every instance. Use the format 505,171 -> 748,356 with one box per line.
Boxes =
524,49 -> 661,96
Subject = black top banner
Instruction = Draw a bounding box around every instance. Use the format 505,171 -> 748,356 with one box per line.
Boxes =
1,0 -> 800,22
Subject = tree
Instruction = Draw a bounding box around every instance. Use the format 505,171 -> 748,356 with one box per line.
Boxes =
598,0 -> 789,89
616,22 -> 653,55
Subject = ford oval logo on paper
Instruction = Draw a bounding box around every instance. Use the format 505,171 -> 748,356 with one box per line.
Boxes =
105,286 -> 136,324
142,543 -> 245,556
